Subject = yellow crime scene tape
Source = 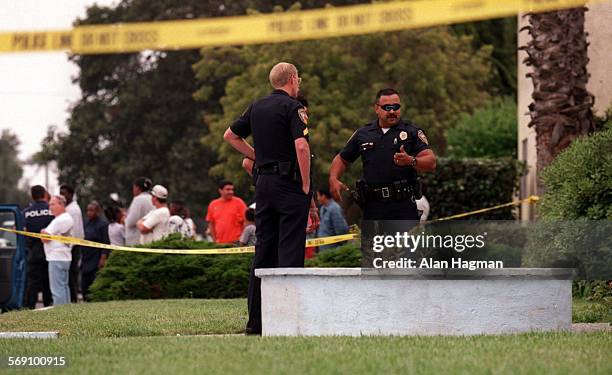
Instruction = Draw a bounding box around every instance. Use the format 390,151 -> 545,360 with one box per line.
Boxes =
0,196 -> 538,254
0,227 -> 356,255
0,0 -> 601,55
428,195 -> 539,222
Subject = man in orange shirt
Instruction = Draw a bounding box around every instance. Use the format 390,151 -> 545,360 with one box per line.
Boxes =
206,180 -> 247,243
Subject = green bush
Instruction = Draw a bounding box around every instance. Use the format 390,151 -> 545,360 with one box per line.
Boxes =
540,126 -> 612,219
524,125 -> 612,286
89,235 -> 252,301
573,280 -> 612,302
305,243 -> 361,267
421,158 -> 525,219
446,97 -> 517,158
91,237 -> 363,301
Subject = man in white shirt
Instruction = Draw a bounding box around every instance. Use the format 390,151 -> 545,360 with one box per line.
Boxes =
60,184 -> 84,303
41,195 -> 74,306
137,185 -> 170,244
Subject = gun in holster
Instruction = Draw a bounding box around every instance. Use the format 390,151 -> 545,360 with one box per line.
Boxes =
413,178 -> 423,200
351,179 -> 368,209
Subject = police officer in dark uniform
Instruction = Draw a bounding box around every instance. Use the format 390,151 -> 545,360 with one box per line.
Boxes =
224,62 -> 319,335
22,185 -> 54,308
329,88 -> 436,219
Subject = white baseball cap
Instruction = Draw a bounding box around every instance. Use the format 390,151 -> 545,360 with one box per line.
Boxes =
150,185 -> 168,199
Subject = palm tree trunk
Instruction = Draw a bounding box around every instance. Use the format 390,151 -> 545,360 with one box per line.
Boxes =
520,7 -> 596,195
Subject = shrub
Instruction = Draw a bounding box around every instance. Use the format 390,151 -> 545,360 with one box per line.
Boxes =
421,157 -> 526,219
524,125 -> 612,286
540,126 -> 612,219
446,97 -> 517,158
305,243 -> 361,267
89,235 -> 252,301
91,237 -> 363,301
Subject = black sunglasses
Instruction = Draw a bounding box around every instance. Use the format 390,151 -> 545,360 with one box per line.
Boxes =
378,103 -> 401,112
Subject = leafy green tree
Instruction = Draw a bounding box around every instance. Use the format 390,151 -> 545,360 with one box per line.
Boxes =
40,0 -> 370,214
445,97 -> 517,158
0,130 -> 28,205
196,26 -> 493,192
452,17 -> 517,97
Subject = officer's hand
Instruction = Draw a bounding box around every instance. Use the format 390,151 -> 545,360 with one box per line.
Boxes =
394,145 -> 413,167
308,208 -> 320,233
329,178 -> 348,202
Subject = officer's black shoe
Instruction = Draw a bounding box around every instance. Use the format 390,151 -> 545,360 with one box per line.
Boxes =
245,327 -> 262,336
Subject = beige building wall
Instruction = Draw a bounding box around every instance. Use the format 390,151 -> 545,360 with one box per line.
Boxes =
517,2 -> 612,220
585,2 -> 612,115
517,15 -> 538,221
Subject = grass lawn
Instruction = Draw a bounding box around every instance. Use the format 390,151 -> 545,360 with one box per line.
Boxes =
0,299 -> 610,374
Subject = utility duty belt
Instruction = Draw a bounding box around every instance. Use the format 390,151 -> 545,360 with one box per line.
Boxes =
367,180 -> 415,201
352,179 -> 422,208
256,161 -> 298,180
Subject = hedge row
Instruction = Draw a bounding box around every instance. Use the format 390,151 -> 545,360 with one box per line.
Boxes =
420,157 -> 526,219
89,235 -> 252,301
90,236 -> 361,301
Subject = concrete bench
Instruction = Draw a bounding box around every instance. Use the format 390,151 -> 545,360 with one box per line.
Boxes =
255,268 -> 573,336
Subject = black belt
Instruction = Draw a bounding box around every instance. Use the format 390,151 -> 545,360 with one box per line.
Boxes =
366,180 -> 414,202
257,164 -> 280,175
256,161 -> 297,178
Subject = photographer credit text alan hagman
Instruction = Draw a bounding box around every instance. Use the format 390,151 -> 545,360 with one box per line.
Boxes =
369,231 -> 504,270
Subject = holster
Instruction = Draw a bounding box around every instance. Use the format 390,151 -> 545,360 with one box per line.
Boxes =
351,180 -> 368,209
413,178 -> 423,200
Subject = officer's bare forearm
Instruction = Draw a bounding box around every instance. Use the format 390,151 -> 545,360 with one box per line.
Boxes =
415,150 -> 436,172
295,138 -> 311,191
329,155 -> 349,181
223,128 -> 255,160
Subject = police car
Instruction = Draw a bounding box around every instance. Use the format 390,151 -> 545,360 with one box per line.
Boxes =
0,205 -> 26,311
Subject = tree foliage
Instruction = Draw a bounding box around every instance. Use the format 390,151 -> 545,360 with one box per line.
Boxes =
540,126 -> 612,220
0,130 -> 28,205
446,97 -> 517,158
452,17 -> 517,97
196,25 -> 493,194
39,0 -> 515,215
38,0 -> 370,213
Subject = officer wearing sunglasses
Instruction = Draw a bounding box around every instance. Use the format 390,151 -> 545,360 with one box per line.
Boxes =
329,88 -> 437,220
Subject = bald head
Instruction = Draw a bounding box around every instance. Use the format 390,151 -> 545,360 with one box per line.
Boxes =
269,62 -> 298,89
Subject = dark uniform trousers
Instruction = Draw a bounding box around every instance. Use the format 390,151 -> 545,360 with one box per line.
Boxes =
69,246 -> 81,303
363,199 -> 420,221
247,175 -> 311,332
81,270 -> 97,302
25,241 -> 53,308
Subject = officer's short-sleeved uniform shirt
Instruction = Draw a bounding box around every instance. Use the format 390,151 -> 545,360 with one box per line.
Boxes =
230,89 -> 308,166
339,120 -> 430,186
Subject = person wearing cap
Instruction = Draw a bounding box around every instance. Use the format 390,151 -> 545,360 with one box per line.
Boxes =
137,185 -> 170,244
125,177 -> 155,245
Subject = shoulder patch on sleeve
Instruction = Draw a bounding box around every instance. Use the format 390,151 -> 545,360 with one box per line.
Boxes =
298,107 -> 308,125
417,129 -> 429,145
303,127 -> 309,136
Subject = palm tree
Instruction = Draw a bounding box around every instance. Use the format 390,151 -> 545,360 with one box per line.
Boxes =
520,8 -> 596,194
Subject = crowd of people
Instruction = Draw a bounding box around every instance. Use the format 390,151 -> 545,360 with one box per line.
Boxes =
20,172 -> 353,308
18,62 -> 436,339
